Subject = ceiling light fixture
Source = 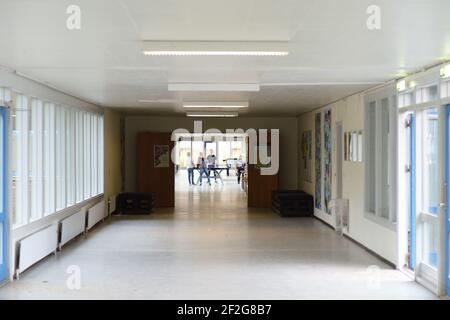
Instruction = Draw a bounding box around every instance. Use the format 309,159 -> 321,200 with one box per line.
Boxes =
186,112 -> 239,118
169,83 -> 259,92
396,79 -> 407,92
183,101 -> 248,109
440,63 -> 450,79
143,41 -> 289,56
138,99 -> 179,103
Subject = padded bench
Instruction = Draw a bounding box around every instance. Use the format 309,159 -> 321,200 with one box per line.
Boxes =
272,190 -> 313,217
115,192 -> 155,215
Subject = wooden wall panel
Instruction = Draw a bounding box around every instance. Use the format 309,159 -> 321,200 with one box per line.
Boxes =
137,132 -> 174,207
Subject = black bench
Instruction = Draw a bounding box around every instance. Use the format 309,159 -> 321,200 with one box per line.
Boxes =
114,193 -> 155,215
272,190 -> 313,217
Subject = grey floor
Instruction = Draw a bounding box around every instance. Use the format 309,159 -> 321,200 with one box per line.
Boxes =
0,171 -> 436,299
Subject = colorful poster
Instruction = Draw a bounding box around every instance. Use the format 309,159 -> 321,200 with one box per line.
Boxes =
324,110 -> 332,214
154,145 -> 170,168
301,130 -> 312,182
315,113 -> 321,209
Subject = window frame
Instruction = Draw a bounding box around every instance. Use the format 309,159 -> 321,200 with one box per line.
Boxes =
10,90 -> 104,229
364,88 -> 398,230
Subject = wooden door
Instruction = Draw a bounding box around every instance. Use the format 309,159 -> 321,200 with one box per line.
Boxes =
247,130 -> 279,208
137,132 -> 175,207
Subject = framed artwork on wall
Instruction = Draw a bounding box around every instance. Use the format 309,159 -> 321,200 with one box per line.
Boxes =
154,145 -> 170,168
323,110 -> 332,215
315,113 -> 321,209
344,130 -> 363,163
301,130 -> 312,182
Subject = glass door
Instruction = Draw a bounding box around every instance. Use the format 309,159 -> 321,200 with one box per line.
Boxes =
0,107 -> 7,282
414,108 -> 439,291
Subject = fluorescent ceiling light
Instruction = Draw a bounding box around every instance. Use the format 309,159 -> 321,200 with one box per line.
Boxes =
183,101 -> 248,109
186,112 -> 238,118
143,41 -> 289,56
169,83 -> 259,92
138,99 -> 178,103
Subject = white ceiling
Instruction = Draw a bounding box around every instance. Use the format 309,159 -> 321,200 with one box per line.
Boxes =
0,0 -> 449,116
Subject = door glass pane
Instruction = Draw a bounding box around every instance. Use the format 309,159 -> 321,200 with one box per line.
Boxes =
0,113 -> 2,210
422,108 -> 438,215
0,221 -> 3,264
422,220 -> 438,268
0,112 -> 3,266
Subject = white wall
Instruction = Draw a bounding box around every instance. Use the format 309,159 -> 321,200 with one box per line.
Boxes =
103,108 -> 122,207
124,116 -> 298,191
298,90 -> 398,265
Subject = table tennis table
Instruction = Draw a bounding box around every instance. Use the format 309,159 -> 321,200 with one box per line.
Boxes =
194,167 -> 228,185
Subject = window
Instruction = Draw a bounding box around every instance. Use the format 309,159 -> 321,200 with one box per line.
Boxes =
12,95 -> 29,226
76,111 -> 84,203
365,101 -> 376,213
44,102 -> 56,216
56,106 -> 66,210
365,94 -> 396,225
83,112 -> 91,200
441,80 -> 450,98
98,116 -> 104,194
398,90 -> 413,108
416,84 -> 439,104
218,141 -> 231,164
380,98 -> 390,219
178,139 -> 192,168
66,108 -> 76,206
30,98 -> 44,221
11,92 -> 104,228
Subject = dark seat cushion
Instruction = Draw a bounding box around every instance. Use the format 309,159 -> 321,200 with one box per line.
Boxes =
115,192 -> 155,215
272,190 -> 313,217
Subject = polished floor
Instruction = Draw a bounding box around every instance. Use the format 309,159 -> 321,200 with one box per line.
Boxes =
0,171 -> 436,299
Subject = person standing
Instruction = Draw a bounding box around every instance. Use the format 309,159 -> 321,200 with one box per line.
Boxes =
206,149 -> 217,182
197,152 -> 211,186
186,152 -> 195,185
236,155 -> 245,184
